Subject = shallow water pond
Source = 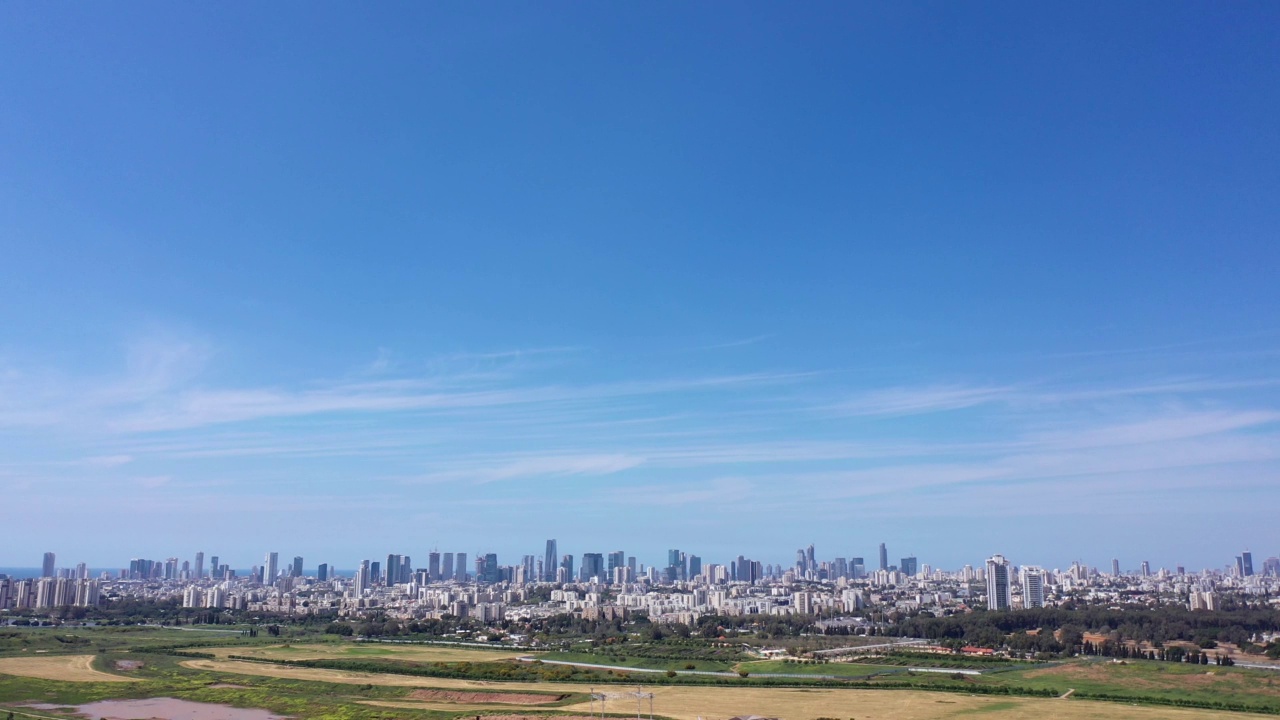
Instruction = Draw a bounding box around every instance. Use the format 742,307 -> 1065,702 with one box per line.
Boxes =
35,697 -> 290,720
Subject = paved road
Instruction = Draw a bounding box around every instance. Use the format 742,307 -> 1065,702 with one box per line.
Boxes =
1236,661 -> 1280,672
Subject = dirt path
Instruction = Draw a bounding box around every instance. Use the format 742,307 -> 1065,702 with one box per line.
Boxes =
0,655 -> 137,682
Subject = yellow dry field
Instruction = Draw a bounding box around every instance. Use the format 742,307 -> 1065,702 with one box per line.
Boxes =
206,642 -> 527,663
180,659 -> 1271,720
359,699 -> 552,713
0,654 -> 137,682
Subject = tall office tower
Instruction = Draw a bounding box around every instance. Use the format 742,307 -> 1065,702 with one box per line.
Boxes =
165,558 -> 179,579
688,555 -> 702,579
74,562 -> 87,580
354,560 -> 370,594
1242,551 -> 1254,577
985,555 -> 1012,611
900,556 -> 919,577
442,553 -> 455,581
370,561 -> 381,584
42,552 -> 55,578
292,556 -> 304,578
607,551 -> 625,577
878,543 -> 888,571
194,552 -> 204,580
581,553 -> 604,582
454,553 -> 467,581
1176,565 -> 1186,576
428,552 -> 441,581
1021,566 -> 1046,608
1140,560 -> 1151,577
805,544 -> 816,574
561,554 -> 574,581
482,553 -> 499,583
400,555 -> 412,583
521,555 -> 536,583
850,557 -> 865,579
544,539 -> 558,582
317,563 -> 329,582
667,549 -> 685,581
1111,558 -> 1121,576
264,552 -> 279,584
386,554 -> 400,584
473,555 -> 485,582
795,549 -> 806,575
210,556 -> 220,578
627,556 -> 637,575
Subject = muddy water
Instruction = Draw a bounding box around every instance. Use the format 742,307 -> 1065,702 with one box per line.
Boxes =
68,697 -> 290,719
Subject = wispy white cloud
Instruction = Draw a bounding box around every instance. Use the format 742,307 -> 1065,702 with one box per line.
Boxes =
830,385 -> 1014,416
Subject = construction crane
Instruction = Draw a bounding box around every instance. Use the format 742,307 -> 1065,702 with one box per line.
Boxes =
587,686 -> 656,719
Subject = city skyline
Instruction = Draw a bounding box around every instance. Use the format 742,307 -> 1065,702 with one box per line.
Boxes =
11,540 -> 1272,580
2,4 -> 1278,569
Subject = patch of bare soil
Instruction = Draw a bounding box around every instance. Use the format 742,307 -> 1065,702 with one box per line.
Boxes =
115,660 -> 145,670
479,716 -> 599,720
408,689 -> 566,704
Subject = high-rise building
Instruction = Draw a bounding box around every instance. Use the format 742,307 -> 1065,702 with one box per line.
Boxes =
986,555 -> 1011,611
1111,558 -> 1121,576
428,552 -> 441,581
607,551 -> 625,578
1140,560 -> 1150,577
370,561 -> 381,584
317,563 -> 329,582
454,553 -> 467,581
42,552 -> 56,578
354,560 -> 371,594
900,556 -> 918,577
688,554 -> 702,579
1021,566 -> 1046,608
291,556 -> 304,578
667,549 -> 685,581
442,552 -> 455,581
386,554 -> 399,585
194,552 -> 204,580
561,554 -> 574,581
1242,551 -> 1254,577
544,539 -> 558,582
581,553 -> 604,582
878,543 -> 888,572
805,544 -> 816,575
210,556 -> 220,578
263,552 -> 279,584
480,553 -> 499,583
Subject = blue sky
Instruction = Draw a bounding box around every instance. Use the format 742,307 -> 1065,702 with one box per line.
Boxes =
2,3 -> 1278,572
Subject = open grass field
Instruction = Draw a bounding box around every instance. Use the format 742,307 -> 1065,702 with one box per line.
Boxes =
0,654 -> 137,682
177,658 -> 1276,720
539,650 -> 736,672
737,659 -> 901,677
2,628 -> 1278,719
207,642 -> 528,663
998,658 -> 1280,709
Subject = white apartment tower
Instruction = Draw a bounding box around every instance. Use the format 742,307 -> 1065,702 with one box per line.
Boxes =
1021,566 -> 1046,608
986,555 -> 1012,611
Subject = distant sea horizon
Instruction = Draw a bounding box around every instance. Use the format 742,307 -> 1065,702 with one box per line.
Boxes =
0,567 -> 351,579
